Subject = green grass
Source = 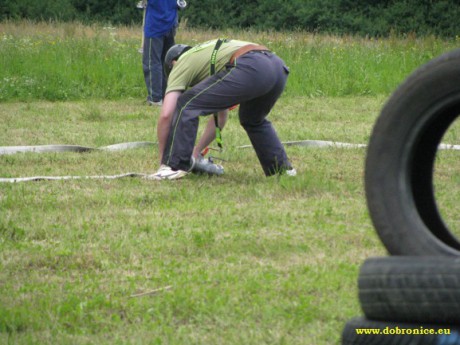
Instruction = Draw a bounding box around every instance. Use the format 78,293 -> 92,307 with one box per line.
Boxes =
0,21 -> 458,101
0,97 -> 386,345
0,21 -> 459,345
0,22 -> 144,101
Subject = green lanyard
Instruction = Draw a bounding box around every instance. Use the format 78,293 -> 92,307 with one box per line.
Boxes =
210,39 -> 225,150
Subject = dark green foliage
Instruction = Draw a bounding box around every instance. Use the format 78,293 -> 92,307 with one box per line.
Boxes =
1,0 -> 460,37
0,0 -> 139,25
70,0 -> 139,25
0,0 -> 77,22
181,0 -> 460,37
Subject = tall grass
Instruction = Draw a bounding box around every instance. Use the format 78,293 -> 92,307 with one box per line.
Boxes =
0,20 -> 458,102
0,21 -> 144,101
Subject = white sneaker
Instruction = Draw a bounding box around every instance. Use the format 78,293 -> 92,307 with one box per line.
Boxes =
147,165 -> 188,180
285,168 -> 297,176
147,100 -> 163,106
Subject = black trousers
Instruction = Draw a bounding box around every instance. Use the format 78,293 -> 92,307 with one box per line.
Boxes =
162,51 -> 292,176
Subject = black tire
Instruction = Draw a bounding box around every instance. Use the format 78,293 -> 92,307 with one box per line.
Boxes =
358,257 -> 460,325
365,48 -> 460,256
342,317 -> 460,345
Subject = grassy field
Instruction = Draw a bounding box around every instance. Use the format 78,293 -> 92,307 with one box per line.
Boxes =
1,20 -> 458,101
0,22 -> 459,344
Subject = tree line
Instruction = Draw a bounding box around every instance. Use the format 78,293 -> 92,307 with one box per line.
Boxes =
2,0 -> 460,38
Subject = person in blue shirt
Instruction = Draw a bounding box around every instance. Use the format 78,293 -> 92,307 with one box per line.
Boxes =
142,0 -> 185,106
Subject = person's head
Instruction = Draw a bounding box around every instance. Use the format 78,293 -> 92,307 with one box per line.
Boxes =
164,44 -> 192,77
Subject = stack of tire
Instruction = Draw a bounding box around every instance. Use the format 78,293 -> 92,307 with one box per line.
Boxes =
341,49 -> 460,344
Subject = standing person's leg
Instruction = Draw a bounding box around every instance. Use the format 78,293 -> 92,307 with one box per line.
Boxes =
142,36 -> 164,104
161,28 -> 176,98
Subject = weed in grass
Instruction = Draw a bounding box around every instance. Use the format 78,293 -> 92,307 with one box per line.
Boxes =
80,103 -> 104,122
0,220 -> 26,243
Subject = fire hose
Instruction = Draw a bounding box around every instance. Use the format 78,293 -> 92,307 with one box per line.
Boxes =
1,140 -> 458,183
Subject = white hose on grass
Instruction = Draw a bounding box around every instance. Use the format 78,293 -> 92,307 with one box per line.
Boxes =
1,140 -> 458,183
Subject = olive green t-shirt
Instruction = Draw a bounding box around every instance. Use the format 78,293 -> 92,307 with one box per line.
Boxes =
165,39 -> 256,94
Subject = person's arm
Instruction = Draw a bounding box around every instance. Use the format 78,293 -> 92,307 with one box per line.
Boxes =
193,109 -> 229,157
157,91 -> 181,163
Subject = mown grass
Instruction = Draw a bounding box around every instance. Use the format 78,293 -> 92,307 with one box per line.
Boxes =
0,21 -> 459,345
1,98 -> 458,345
0,96 -> 385,345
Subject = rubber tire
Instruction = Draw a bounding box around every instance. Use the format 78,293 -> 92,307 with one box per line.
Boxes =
342,317 -> 460,345
365,48 -> 460,256
358,257 -> 460,325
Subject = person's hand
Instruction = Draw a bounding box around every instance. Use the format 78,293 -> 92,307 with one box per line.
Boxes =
177,0 -> 187,9
136,0 -> 146,9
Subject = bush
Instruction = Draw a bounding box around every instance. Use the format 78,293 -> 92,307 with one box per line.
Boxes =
0,0 -> 77,22
1,0 -> 460,37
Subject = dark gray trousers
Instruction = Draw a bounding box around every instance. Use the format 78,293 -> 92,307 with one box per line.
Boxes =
162,51 -> 292,176
142,29 -> 175,102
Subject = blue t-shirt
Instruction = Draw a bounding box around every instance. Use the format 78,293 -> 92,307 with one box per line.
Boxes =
144,0 -> 178,38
